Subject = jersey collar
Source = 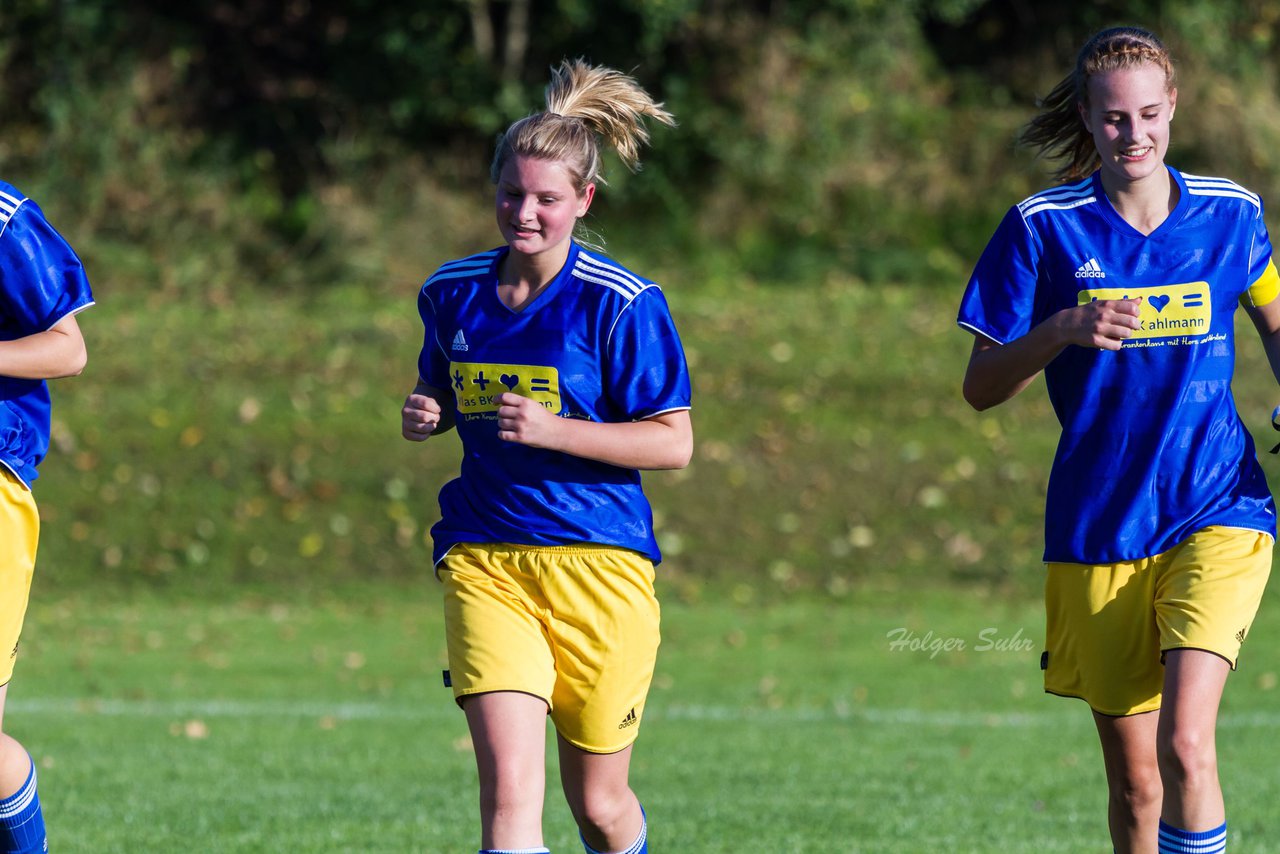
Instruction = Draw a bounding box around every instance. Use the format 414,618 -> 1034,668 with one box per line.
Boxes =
1091,166 -> 1190,241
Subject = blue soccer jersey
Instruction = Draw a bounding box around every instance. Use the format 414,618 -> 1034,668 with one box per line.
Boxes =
417,242 -> 691,565
0,182 -> 94,487
958,167 -> 1279,564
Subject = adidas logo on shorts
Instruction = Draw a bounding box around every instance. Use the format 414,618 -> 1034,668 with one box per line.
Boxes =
618,708 -> 638,730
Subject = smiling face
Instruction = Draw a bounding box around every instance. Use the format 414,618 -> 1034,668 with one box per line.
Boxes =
1079,63 -> 1177,191
495,155 -> 594,263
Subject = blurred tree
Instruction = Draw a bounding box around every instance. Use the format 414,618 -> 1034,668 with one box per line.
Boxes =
5,0 -> 1280,284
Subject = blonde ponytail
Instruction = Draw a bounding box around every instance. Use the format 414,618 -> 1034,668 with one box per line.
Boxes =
491,59 -> 676,193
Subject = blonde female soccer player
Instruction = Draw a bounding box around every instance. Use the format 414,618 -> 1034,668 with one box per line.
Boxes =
401,61 -> 689,854
0,180 -> 93,853
958,27 -> 1280,854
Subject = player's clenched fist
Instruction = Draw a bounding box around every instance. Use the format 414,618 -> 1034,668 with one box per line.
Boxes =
1056,297 -> 1143,351
496,392 -> 560,449
402,392 -> 443,441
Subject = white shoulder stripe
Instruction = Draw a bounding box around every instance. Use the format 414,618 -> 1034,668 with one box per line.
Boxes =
576,254 -> 646,289
1018,185 -> 1097,219
427,262 -> 491,281
1020,195 -> 1097,218
0,196 -> 27,238
1183,174 -> 1262,210
572,258 -> 648,299
1017,186 -> 1093,209
1182,172 -> 1247,189
437,249 -> 501,270
0,194 -> 25,220
425,253 -> 498,286
1017,179 -> 1093,211
574,265 -> 649,300
1186,186 -> 1262,211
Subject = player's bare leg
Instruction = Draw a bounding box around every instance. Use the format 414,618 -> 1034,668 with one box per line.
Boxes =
1093,708 -> 1162,854
463,691 -> 549,851
1157,649 -> 1230,830
0,682 -> 45,853
558,736 -> 643,853
0,686 -> 31,797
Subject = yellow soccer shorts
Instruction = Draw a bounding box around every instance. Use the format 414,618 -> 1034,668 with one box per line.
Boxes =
0,469 -> 39,687
438,542 -> 661,754
1044,526 -> 1272,716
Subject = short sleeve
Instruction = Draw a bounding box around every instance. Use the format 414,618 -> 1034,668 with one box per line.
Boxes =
1244,203 -> 1280,308
416,286 -> 451,390
957,205 -> 1042,344
605,287 -> 691,420
0,199 -> 94,334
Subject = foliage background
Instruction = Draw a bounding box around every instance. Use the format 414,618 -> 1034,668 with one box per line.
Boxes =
4,0 -> 1280,598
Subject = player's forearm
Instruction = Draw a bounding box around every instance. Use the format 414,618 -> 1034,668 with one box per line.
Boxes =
0,321 -> 86,380
1246,300 -> 1280,387
963,319 -> 1068,411
1255,328 -> 1280,388
546,411 -> 692,470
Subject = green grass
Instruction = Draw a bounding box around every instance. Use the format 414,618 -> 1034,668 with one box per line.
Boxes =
32,267 -> 1280,602
16,253 -> 1280,850
14,184 -> 1280,851
10,585 -> 1280,852
20,273 -> 1071,598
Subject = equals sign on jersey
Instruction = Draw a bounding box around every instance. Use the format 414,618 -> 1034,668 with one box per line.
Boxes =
1182,292 -> 1205,308
529,378 -> 552,393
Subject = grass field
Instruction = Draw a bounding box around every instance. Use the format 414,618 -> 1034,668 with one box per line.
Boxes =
13,231 -> 1280,851
10,583 -> 1280,852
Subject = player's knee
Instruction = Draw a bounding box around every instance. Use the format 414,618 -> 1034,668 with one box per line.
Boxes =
569,787 -> 633,839
1157,727 -> 1218,784
1108,766 -> 1162,816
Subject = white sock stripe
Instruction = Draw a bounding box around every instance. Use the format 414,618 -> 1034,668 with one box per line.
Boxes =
1157,842 -> 1226,854
1157,825 -> 1227,854
0,763 -> 36,821
622,816 -> 648,854
581,812 -> 647,854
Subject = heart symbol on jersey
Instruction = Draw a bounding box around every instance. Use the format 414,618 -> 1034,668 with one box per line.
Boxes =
499,374 -> 520,390
1148,294 -> 1171,313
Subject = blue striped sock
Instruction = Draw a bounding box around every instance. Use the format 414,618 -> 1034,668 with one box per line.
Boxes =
479,848 -> 550,854
1157,819 -> 1227,854
580,805 -> 647,854
0,757 -> 45,854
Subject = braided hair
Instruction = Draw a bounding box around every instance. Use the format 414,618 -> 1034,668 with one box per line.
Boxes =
1021,27 -> 1176,182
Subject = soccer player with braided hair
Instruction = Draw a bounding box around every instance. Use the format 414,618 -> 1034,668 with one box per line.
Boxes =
959,26 -> 1280,854
402,60 -> 688,854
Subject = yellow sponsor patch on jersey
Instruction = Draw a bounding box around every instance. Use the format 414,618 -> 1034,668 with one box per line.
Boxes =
450,362 -> 562,414
1078,282 -> 1212,339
